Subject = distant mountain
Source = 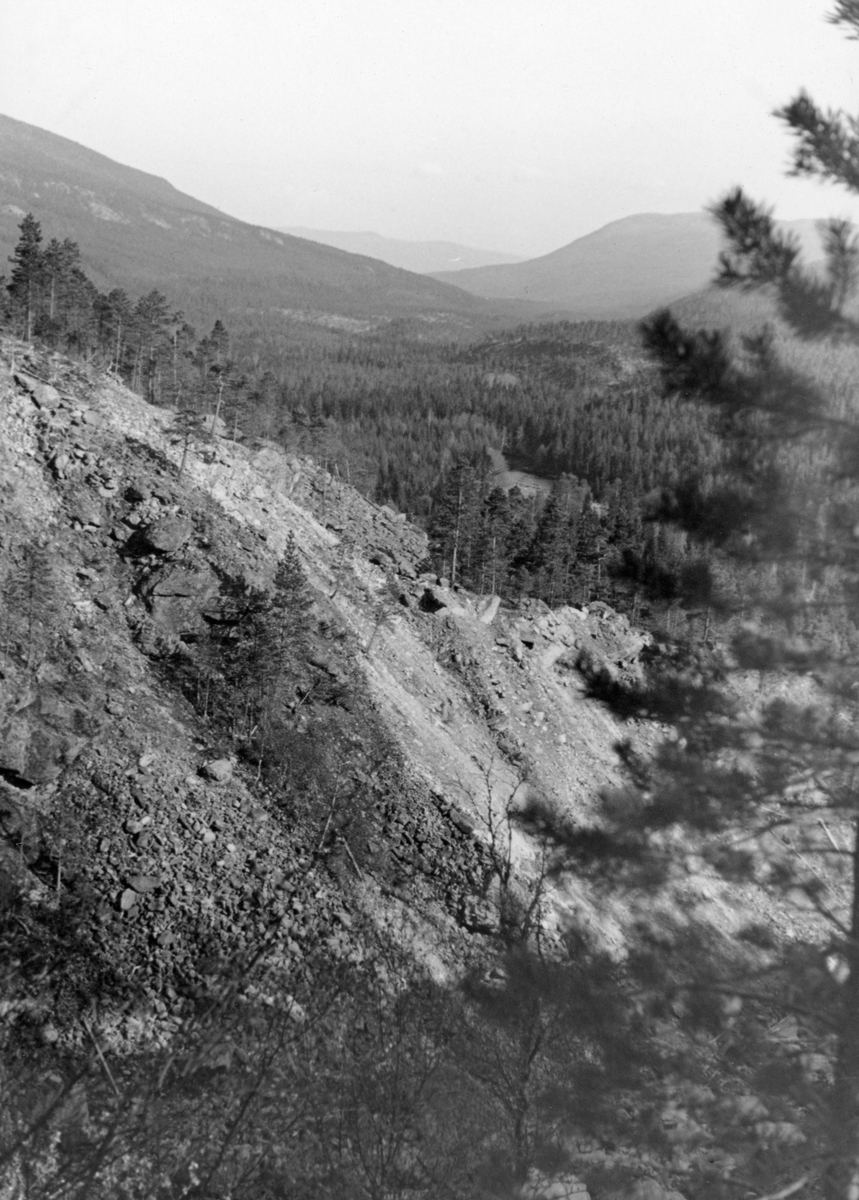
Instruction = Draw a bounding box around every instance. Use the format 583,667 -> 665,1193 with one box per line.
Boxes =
432,212 -> 831,320
0,113 -> 517,334
279,227 -> 523,274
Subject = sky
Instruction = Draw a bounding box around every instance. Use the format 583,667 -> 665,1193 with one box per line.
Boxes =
2,0 -> 858,258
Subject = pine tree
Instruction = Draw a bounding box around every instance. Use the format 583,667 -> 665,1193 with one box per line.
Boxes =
2,535 -> 60,671
131,289 -> 180,403
7,213 -> 44,341
40,238 -> 88,340
429,450 -> 492,587
222,534 -> 314,765
598,8 -> 859,1196
527,478 -> 580,606
480,487 -> 515,595
95,288 -> 133,375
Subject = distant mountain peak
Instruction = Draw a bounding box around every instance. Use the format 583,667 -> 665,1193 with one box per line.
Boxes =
279,227 -> 523,275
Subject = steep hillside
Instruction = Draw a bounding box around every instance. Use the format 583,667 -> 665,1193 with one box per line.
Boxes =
0,336 -> 657,945
0,114 -> 515,332
280,227 -> 524,273
0,335 -> 684,1198
2,334 -> 841,1198
432,212 -> 828,318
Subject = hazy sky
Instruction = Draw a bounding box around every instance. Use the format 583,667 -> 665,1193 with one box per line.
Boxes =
2,0 -> 858,257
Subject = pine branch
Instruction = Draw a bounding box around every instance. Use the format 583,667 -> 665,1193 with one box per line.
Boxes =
711,188 -> 800,285
831,0 -> 859,36
776,90 -> 859,192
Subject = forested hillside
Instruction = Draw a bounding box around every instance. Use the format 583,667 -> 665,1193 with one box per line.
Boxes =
11,204 -> 859,652
0,114 -> 536,334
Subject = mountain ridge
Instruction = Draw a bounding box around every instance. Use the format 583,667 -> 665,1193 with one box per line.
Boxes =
0,112 -> 527,332
432,210 -> 830,319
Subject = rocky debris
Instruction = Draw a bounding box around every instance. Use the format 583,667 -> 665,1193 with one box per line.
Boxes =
14,371 -> 62,409
286,459 -> 427,576
753,1121 -> 805,1147
726,1093 -> 769,1123
613,1181 -> 687,1200
507,601 -> 651,689
521,1169 -> 590,1200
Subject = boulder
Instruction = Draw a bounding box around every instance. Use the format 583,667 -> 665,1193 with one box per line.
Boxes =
0,690 -> 95,785
68,492 -> 103,527
139,564 -> 219,638
127,874 -> 162,894
729,1093 -> 769,1123
449,807 -> 477,834
15,373 -> 61,409
541,643 -> 568,670
139,515 -> 193,554
249,444 -> 302,495
201,758 -> 233,784
477,594 -> 501,625
458,896 -> 495,935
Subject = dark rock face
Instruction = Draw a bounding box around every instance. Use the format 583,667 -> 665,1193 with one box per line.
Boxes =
0,688 -> 98,785
138,563 -> 219,639
419,585 -> 468,616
